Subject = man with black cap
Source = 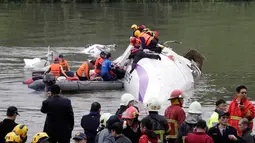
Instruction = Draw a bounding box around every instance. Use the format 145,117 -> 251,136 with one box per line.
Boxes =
0,106 -> 19,143
81,102 -> 101,143
73,132 -> 87,143
208,111 -> 241,143
41,84 -> 74,143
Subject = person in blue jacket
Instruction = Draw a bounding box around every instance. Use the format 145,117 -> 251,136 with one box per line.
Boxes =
101,53 -> 116,81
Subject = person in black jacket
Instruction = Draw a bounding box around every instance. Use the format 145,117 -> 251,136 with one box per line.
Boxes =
238,118 -> 255,143
41,84 -> 74,143
111,122 -> 131,143
81,102 -> 101,143
129,48 -> 161,74
0,106 -> 19,143
208,112 -> 241,143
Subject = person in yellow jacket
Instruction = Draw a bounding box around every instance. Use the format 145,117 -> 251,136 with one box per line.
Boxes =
207,99 -> 227,128
76,60 -> 95,81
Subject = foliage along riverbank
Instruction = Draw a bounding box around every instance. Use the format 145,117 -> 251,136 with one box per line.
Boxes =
0,0 -> 254,3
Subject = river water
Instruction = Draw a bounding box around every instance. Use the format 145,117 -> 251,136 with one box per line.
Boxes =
0,2 -> 255,142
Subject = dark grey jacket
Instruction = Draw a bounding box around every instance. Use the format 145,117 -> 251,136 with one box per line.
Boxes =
115,135 -> 132,143
241,129 -> 255,143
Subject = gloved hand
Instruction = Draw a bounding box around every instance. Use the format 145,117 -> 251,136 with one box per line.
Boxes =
156,55 -> 161,60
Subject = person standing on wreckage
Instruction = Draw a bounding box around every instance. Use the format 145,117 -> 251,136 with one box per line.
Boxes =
129,47 -> 161,74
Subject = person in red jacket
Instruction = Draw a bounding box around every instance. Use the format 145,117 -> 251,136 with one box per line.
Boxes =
164,90 -> 186,143
185,119 -> 214,143
228,85 -> 255,136
139,117 -> 161,143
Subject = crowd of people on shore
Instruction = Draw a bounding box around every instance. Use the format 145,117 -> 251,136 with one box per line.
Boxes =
0,85 -> 255,143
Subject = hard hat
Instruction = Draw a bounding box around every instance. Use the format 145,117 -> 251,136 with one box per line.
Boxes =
142,28 -> 150,32
54,57 -> 59,62
122,106 -> 139,119
131,24 -> 138,30
139,25 -> 146,30
147,98 -> 161,112
188,101 -> 202,114
32,132 -> 49,143
147,30 -> 153,35
120,93 -> 136,106
100,113 -> 112,128
5,132 -> 21,143
59,54 -> 64,58
134,30 -> 141,37
13,124 -> 28,138
168,90 -> 183,100
130,37 -> 137,44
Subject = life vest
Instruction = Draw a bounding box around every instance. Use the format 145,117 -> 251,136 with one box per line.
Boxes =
138,32 -> 154,46
76,62 -> 90,79
95,57 -> 104,74
50,64 -> 60,77
208,111 -> 219,129
59,59 -> 69,71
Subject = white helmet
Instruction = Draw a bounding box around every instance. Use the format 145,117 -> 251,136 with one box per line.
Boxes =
120,93 -> 136,106
147,98 -> 161,112
100,113 -> 112,127
188,101 -> 202,114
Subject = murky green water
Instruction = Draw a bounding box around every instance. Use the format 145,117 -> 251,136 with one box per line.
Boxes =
0,2 -> 255,141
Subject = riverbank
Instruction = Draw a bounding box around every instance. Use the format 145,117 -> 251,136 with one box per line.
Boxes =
0,0 -> 254,3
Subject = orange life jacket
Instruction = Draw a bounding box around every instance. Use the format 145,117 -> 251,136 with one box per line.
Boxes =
76,62 -> 90,79
50,64 -> 61,77
95,57 -> 104,74
138,32 -> 154,46
59,59 -> 69,71
133,38 -> 141,47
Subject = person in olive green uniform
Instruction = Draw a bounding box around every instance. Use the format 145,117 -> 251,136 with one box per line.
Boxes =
208,99 -> 227,128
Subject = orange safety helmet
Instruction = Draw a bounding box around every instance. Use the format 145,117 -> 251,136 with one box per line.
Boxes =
122,106 -> 139,119
54,57 -> 59,62
130,37 -> 137,44
168,90 -> 183,100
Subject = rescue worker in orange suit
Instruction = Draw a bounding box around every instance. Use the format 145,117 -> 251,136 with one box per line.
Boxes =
76,60 -> 95,81
45,58 -> 69,78
228,85 -> 255,136
134,31 -> 161,53
147,30 -> 159,42
164,90 -> 186,143
59,54 -> 70,72
95,52 -> 106,76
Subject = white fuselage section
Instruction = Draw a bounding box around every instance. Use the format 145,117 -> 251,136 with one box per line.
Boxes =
115,45 -> 200,108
